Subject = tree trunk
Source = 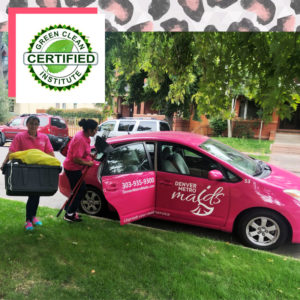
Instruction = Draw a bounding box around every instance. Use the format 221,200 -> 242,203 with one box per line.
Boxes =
259,120 -> 263,140
227,96 -> 237,138
165,113 -> 174,130
227,119 -> 232,138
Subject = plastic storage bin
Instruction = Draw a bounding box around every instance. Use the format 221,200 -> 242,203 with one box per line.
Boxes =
4,161 -> 62,196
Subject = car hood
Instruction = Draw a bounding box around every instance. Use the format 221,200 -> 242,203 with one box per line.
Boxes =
261,163 -> 300,190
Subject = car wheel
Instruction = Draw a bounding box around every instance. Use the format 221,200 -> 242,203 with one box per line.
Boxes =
80,186 -> 107,216
0,132 -> 6,146
237,209 -> 289,250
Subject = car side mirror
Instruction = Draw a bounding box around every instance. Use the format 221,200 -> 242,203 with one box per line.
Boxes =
208,170 -> 224,181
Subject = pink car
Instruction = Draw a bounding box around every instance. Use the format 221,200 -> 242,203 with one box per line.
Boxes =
59,132 -> 300,250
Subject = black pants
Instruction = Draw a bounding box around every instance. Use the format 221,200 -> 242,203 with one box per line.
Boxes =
26,195 -> 40,222
64,169 -> 86,214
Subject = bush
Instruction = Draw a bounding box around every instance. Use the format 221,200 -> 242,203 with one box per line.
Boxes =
209,118 -> 227,136
46,107 -> 103,122
233,123 -> 254,138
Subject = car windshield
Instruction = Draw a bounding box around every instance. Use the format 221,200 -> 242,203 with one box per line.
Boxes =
200,139 -> 260,176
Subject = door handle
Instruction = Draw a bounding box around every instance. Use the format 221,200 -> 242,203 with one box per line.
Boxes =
106,183 -> 117,192
159,180 -> 172,186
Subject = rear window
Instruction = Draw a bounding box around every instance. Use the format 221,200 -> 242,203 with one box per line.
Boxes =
51,117 -> 67,129
100,121 -> 116,132
118,121 -> 136,132
160,122 -> 170,131
24,116 -> 49,127
137,121 -> 157,131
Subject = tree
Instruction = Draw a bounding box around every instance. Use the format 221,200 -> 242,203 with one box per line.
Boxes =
0,32 -> 9,123
105,32 -> 300,128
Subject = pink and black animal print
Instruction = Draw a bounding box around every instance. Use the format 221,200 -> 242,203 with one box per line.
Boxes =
2,0 -> 300,31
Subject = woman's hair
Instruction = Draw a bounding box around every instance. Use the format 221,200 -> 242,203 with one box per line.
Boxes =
36,0 -> 62,7
26,115 -> 40,125
79,118 -> 98,132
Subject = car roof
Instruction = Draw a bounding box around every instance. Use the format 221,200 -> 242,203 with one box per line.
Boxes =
107,131 -> 209,148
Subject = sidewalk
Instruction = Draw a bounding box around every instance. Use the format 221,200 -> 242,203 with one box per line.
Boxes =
269,133 -> 300,177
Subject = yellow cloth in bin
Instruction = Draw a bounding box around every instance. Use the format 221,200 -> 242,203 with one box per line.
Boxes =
9,149 -> 61,166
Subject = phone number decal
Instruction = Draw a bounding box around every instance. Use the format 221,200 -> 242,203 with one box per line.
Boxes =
122,177 -> 155,189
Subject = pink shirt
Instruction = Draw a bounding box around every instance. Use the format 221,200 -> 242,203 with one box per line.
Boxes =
9,132 -> 53,153
63,131 -> 92,171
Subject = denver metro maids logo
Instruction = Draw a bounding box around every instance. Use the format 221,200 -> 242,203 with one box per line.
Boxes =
23,25 -> 98,91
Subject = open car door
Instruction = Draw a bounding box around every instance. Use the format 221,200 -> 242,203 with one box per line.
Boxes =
100,142 -> 156,225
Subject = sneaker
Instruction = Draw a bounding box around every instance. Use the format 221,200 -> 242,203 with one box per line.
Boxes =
64,213 -> 82,223
32,217 -> 42,226
25,221 -> 33,231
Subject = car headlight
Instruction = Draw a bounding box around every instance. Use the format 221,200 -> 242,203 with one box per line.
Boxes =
284,190 -> 300,201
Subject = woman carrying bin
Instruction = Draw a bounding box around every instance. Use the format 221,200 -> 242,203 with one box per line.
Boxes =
1,115 -> 55,230
63,118 -> 98,222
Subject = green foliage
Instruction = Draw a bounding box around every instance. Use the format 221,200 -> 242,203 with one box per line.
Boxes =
46,107 -> 102,121
233,123 -> 255,138
106,32 -> 300,123
0,80 -> 9,123
209,118 -> 227,136
1,32 -> 8,46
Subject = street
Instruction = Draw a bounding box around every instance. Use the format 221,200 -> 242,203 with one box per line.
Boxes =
1,145 -> 300,258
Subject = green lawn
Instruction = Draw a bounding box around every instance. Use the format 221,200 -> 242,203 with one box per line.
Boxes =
212,137 -> 272,154
1,198 -> 300,300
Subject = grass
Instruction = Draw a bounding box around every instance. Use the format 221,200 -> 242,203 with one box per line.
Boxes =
212,137 -> 272,154
1,198 -> 300,299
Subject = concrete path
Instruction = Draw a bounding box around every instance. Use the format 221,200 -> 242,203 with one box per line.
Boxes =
269,132 -> 300,177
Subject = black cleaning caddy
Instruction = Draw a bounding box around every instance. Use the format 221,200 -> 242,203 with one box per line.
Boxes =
3,161 -> 62,196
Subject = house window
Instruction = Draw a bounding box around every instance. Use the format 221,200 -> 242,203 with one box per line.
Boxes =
62,103 -> 66,109
73,103 -> 77,109
239,99 -> 259,120
56,103 -> 60,109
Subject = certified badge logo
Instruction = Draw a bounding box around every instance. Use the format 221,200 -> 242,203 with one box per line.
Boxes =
23,25 -> 98,91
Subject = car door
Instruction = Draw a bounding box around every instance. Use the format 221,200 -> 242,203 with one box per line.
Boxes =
117,120 -> 136,136
156,143 -> 230,227
49,117 -> 68,137
101,142 -> 156,225
3,117 -> 26,139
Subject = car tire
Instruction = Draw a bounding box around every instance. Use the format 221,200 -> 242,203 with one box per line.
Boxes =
0,132 -> 6,146
237,209 -> 289,250
80,186 -> 107,216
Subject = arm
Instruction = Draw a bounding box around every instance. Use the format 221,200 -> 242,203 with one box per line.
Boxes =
73,157 -> 94,167
1,151 -> 12,170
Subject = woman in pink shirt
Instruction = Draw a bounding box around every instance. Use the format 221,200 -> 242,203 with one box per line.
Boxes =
63,118 -> 98,222
1,115 -> 54,230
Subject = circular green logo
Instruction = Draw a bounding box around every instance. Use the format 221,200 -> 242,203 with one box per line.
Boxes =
24,25 -> 98,91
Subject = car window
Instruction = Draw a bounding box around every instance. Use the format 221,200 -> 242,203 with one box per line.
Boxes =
200,139 -> 258,176
137,121 -> 157,131
51,117 -> 66,129
24,116 -> 48,127
103,143 -> 151,176
118,121 -> 136,132
39,116 -> 49,127
99,121 -> 116,132
158,143 -> 222,179
160,122 -> 170,131
10,118 -> 22,127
